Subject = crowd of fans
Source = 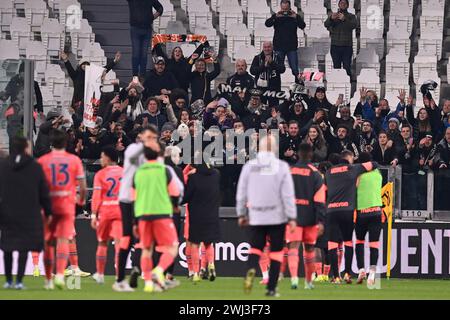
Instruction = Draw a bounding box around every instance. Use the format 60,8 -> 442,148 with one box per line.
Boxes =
2,0 -> 449,208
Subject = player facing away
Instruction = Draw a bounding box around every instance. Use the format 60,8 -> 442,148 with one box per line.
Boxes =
115,126 -> 158,292
236,135 -> 297,297
287,143 -> 326,289
355,152 -> 383,285
90,146 -> 124,284
38,129 -> 87,290
133,143 -> 181,293
181,163 -> 221,284
324,150 -> 377,284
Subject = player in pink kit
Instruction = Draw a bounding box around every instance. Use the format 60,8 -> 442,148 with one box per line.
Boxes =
91,146 -> 123,284
38,130 -> 87,290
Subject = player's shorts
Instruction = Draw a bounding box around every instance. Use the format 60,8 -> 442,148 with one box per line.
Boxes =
138,218 -> 179,248
96,218 -> 122,242
285,225 -> 319,245
44,214 -> 75,241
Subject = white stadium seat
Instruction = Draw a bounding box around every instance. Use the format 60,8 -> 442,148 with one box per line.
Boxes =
304,22 -> 330,57
390,0 -> 413,14
25,0 -> 48,32
26,41 -> 48,81
41,18 -> 65,57
413,51 -> 438,85
10,17 -> 32,56
0,40 -> 20,60
385,49 -> 409,79
81,42 -> 106,66
226,23 -> 251,60
70,18 -> 95,58
247,0 -> 271,35
419,24 -> 443,59
359,28 -> 384,58
188,6 -> 213,34
153,1 -> 176,34
355,48 -> 380,77
387,26 -> 411,57
389,14 -> 413,35
326,68 -> 351,102
253,23 -> 273,53
44,64 -> 68,101
233,44 -> 257,65
0,0 -> 15,32
218,2 -> 243,35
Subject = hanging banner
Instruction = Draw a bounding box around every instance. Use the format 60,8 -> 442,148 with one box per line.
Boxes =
83,64 -> 104,128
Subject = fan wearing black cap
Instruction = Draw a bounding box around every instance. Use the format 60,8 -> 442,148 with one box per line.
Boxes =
142,56 -> 179,100
303,86 -> 334,116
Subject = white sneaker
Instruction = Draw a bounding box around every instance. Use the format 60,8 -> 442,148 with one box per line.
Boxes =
54,274 -> 65,290
367,270 -> 376,286
92,273 -> 104,284
3,282 -> 13,289
112,280 -> 135,292
44,279 -> 54,290
72,267 -> 91,277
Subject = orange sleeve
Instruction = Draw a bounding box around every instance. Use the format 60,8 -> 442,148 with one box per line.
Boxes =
313,184 -> 326,204
91,172 -> 102,215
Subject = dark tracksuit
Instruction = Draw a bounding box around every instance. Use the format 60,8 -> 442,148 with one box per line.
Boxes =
324,161 -> 377,277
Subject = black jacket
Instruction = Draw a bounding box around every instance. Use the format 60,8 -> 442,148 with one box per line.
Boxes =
291,161 -> 325,226
324,10 -> 357,47
143,70 -> 179,99
154,42 -> 206,92
436,139 -> 450,168
127,0 -> 163,29
189,62 -> 220,104
280,133 -> 302,164
265,13 -> 306,51
0,155 -> 52,252
226,72 -> 255,90
371,143 -> 397,166
182,165 -> 221,244
34,120 -> 57,158
250,51 -> 285,91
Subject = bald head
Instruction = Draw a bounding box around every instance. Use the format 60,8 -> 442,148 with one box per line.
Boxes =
262,42 -> 273,56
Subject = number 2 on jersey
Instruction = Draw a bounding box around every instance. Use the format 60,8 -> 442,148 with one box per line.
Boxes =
106,177 -> 120,198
